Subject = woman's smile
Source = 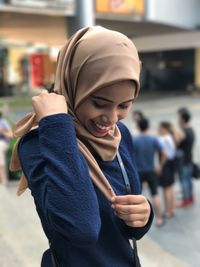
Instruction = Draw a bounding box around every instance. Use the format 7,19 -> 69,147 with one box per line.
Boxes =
90,120 -> 112,136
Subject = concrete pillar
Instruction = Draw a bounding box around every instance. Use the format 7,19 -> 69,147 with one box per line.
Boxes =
76,0 -> 94,30
66,0 -> 95,37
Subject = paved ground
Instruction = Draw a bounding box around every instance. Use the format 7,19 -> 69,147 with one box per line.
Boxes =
0,93 -> 200,267
0,184 -> 47,267
139,179 -> 200,267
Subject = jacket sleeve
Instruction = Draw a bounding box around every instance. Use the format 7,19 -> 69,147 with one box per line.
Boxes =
18,113 -> 101,247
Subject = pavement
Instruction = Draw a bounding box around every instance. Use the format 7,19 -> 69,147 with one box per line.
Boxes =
0,184 -> 47,267
0,92 -> 200,267
138,179 -> 200,267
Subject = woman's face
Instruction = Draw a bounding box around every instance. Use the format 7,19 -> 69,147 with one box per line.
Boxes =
158,126 -> 167,135
76,80 -> 136,137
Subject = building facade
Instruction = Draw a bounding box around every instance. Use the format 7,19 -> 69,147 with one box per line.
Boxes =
0,0 -> 200,95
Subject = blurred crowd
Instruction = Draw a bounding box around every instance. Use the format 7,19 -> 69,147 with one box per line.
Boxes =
132,107 -> 197,227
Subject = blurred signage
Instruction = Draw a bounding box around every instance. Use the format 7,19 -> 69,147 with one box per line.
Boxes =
30,53 -> 55,88
30,54 -> 44,87
96,0 -> 144,16
9,0 -> 71,9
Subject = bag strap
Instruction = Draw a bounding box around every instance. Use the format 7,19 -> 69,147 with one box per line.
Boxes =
116,151 -> 131,194
116,151 -> 141,267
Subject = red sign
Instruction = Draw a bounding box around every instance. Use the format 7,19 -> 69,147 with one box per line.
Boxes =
30,54 -> 44,87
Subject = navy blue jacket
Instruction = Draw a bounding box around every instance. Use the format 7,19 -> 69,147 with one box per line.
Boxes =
18,114 -> 153,267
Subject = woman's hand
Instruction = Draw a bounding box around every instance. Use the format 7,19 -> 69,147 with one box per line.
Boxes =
32,90 -> 68,122
111,195 -> 151,228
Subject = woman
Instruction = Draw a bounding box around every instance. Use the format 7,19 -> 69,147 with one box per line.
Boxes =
158,121 -> 176,218
10,26 -> 153,267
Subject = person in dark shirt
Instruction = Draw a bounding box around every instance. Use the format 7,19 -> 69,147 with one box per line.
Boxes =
10,27 -> 153,267
133,118 -> 166,227
177,107 -> 195,207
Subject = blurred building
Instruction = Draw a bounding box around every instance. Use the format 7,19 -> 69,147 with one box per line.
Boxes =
95,0 -> 200,93
0,0 -> 72,96
1,0 -> 200,96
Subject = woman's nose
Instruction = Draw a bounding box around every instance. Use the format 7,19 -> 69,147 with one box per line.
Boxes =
101,110 -> 118,124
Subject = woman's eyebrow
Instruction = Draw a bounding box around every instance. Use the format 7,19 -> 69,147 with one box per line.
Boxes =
91,95 -> 135,103
122,99 -> 135,104
91,95 -> 113,103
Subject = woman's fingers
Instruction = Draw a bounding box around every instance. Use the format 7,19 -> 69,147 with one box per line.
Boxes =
111,195 -> 151,227
112,203 -> 146,214
32,90 -> 68,121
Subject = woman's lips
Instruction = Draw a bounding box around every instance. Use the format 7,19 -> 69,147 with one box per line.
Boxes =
91,121 -> 112,135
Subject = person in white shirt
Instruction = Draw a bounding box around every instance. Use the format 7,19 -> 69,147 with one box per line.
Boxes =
158,121 -> 176,218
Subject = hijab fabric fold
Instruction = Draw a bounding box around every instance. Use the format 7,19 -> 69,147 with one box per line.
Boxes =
10,26 -> 141,201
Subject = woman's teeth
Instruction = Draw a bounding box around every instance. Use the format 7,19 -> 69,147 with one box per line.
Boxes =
95,122 -> 110,130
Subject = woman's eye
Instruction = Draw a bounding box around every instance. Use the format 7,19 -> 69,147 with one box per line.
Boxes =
119,104 -> 129,109
93,101 -> 106,109
119,101 -> 133,110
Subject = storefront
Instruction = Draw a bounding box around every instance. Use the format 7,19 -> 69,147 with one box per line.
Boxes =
0,42 -> 59,96
0,11 -> 67,96
140,49 -> 195,92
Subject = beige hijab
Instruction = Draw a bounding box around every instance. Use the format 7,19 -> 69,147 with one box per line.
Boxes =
10,26 -> 141,201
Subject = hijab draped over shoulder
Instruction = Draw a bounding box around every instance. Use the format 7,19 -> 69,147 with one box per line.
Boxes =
10,26 -> 141,201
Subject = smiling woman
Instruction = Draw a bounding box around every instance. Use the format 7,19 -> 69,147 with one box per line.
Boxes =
76,81 -> 136,137
10,26 -> 153,267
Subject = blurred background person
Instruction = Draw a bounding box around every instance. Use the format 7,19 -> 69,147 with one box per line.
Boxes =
132,110 -> 144,123
176,107 -> 195,207
158,121 -> 176,218
131,110 -> 145,135
0,111 -> 13,185
133,117 -> 166,227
